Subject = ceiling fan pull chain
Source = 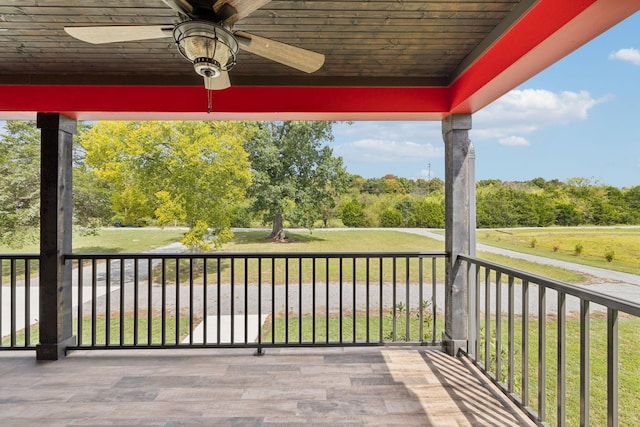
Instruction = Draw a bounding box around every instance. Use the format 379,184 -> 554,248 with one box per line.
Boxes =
207,89 -> 213,113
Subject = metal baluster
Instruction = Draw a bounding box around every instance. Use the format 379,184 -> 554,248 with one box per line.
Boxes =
607,308 -> 618,427
217,258 -> 221,345
405,257 -> 410,342
580,300 -> 590,427
245,258 -> 249,345
92,259 -> 97,347
418,256 -> 423,344
495,271 -> 502,383
312,257 -> 316,344
76,259 -> 82,347
485,267 -> 491,369
203,258 -> 208,345
432,257 -> 437,344
10,259 -> 16,347
538,285 -> 546,421
353,257 -> 357,343
190,258 -> 194,346
508,275 -> 515,393
557,291 -> 566,427
120,258 -> 125,346
147,257 -> 152,346
339,257 -> 343,343
161,258 -> 166,346
133,259 -> 139,346
106,259 -> 111,346
299,257 -> 303,343
255,257 -> 263,355
392,257 -> 397,342
175,258 -> 180,345
25,259 -> 32,347
366,257 -> 370,344
522,279 -> 529,406
231,258 -> 235,345
379,256 -> 383,343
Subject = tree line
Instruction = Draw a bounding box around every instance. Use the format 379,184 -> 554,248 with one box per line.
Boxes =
1,120 -> 639,250
338,175 -> 640,228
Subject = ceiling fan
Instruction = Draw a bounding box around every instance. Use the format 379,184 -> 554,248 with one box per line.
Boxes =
64,0 -> 325,90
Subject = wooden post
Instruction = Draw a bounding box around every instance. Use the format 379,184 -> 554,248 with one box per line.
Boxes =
442,114 -> 473,356
36,113 -> 77,360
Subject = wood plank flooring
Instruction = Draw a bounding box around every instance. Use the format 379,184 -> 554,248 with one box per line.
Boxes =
0,347 -> 534,426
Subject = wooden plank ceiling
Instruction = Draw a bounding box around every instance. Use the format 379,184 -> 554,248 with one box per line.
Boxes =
0,0 -> 523,87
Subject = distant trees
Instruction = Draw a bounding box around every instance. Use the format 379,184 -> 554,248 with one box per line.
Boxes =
339,175 -> 640,229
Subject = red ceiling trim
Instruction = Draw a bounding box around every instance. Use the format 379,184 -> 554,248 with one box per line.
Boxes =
0,85 -> 449,121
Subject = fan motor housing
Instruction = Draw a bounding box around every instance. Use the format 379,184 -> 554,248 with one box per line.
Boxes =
173,20 -> 239,76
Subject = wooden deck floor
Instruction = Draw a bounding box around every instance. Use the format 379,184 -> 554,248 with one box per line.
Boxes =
0,347 -> 534,426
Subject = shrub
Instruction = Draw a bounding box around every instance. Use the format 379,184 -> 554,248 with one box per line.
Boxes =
380,208 -> 403,227
341,199 -> 365,227
530,238 -> 537,248
574,243 -> 584,256
605,248 -> 615,262
552,244 -> 560,252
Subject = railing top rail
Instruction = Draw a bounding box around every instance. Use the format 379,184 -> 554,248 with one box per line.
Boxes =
459,254 -> 640,317
0,254 -> 40,260
64,251 -> 448,261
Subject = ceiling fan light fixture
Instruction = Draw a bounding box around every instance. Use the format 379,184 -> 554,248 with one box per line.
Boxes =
174,20 -> 238,78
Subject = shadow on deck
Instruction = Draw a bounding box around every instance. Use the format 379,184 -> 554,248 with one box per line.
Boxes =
0,347 -> 534,426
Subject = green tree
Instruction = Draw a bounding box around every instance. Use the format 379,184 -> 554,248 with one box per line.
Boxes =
340,199 -> 366,227
379,208 -> 403,227
411,196 -> 445,228
244,121 -> 348,240
0,121 -> 41,247
80,121 -> 252,250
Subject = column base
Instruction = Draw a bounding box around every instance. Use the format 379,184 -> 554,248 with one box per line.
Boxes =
36,335 -> 77,361
442,331 -> 467,357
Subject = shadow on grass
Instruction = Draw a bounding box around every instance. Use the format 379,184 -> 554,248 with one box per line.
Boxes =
231,230 -> 326,245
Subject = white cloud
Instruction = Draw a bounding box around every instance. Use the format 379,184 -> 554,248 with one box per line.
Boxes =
499,136 -> 530,147
334,139 -> 443,163
472,89 -> 608,140
609,48 -> 640,66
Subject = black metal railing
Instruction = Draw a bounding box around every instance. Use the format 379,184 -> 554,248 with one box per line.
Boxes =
459,254 -> 640,427
61,252 -> 446,352
0,255 -> 40,350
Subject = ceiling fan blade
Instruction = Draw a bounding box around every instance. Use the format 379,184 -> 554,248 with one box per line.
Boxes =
235,31 -> 324,73
204,70 -> 231,90
161,0 -> 194,17
216,0 -> 271,25
64,25 -> 173,44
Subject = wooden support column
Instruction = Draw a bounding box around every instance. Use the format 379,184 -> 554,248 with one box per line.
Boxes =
36,113 -> 77,360
442,114 -> 473,356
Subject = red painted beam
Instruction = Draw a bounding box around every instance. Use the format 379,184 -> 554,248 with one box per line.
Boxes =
0,85 -> 448,121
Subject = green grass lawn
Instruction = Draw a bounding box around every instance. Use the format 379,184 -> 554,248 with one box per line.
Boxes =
2,315 -> 192,347
0,228 -> 186,254
478,313 -> 640,427
477,227 -> 640,275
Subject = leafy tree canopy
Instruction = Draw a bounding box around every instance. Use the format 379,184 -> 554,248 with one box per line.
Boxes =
80,121 -> 252,250
244,121 -> 349,240
0,121 -> 41,247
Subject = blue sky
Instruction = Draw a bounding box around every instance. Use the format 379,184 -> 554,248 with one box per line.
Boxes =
331,12 -> 640,189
